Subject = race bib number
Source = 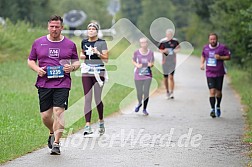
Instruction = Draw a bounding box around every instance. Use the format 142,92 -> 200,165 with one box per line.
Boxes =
87,64 -> 101,74
47,66 -> 64,78
139,67 -> 151,76
206,58 -> 217,67
207,51 -> 217,66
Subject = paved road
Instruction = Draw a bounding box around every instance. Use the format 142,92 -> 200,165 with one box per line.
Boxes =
1,56 -> 249,167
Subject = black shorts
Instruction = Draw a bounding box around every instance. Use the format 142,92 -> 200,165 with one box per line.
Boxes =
163,71 -> 175,78
38,88 -> 70,112
207,76 -> 224,91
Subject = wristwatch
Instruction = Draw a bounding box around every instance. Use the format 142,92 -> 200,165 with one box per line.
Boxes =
72,65 -> 75,71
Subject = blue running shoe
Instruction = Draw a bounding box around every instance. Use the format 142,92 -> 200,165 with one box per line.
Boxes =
135,103 -> 142,112
210,109 -> 216,118
143,109 -> 149,116
216,108 -> 221,117
83,126 -> 93,136
98,121 -> 105,136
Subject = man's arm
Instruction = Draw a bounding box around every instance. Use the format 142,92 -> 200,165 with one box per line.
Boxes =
200,56 -> 205,70
27,59 -> 46,77
214,54 -> 231,61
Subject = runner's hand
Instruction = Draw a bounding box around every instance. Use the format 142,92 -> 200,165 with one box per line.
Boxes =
37,66 -> 46,77
63,64 -> 73,73
200,64 -> 205,70
80,52 -> 86,60
136,63 -> 142,68
214,54 -> 221,60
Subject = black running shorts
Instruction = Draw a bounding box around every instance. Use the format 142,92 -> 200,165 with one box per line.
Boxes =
207,76 -> 224,91
38,88 -> 70,112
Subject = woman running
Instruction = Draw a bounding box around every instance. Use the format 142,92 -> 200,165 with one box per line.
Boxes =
80,22 -> 108,135
132,37 -> 154,115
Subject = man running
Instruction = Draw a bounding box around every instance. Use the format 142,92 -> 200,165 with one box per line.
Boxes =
158,29 -> 180,99
200,32 -> 231,118
28,15 -> 80,155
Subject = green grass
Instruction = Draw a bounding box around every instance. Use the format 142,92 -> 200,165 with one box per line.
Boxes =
227,68 -> 252,142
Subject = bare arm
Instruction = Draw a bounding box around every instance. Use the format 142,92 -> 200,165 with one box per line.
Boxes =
200,56 -> 205,70
214,54 -> 231,61
132,59 -> 142,68
27,59 -> 46,77
100,50 -> 109,63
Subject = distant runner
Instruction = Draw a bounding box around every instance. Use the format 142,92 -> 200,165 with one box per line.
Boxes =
200,32 -> 231,118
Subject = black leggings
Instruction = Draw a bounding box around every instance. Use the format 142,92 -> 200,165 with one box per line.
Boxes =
134,79 -> 152,109
82,76 -> 104,122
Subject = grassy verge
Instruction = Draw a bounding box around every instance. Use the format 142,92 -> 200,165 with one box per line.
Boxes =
227,68 -> 252,142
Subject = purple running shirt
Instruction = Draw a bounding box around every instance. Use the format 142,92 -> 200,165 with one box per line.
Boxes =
28,36 -> 78,88
202,43 -> 231,77
133,49 -> 154,80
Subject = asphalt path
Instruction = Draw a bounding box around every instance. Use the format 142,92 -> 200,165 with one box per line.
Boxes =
1,55 -> 249,167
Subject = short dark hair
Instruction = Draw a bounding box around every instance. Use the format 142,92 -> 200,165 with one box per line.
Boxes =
208,32 -> 218,40
48,15 -> 63,24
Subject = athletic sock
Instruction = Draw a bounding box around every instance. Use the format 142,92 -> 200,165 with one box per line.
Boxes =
209,97 -> 216,110
216,96 -> 222,108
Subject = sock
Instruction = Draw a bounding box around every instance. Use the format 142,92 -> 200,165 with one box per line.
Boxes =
209,97 -> 216,110
216,96 -> 222,108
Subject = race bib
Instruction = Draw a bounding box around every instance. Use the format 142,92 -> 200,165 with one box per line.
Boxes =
168,48 -> 174,55
139,67 -> 151,76
206,58 -> 217,67
87,64 -> 101,74
47,66 -> 64,78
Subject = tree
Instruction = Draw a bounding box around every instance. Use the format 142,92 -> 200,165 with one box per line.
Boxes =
137,0 -> 175,41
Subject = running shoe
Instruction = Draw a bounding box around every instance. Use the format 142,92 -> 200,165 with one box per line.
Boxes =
143,109 -> 149,116
51,142 -> 60,155
210,109 -> 216,118
83,125 -> 93,136
216,108 -> 221,117
169,92 -> 174,99
48,134 -> 54,149
98,121 -> 105,136
135,103 -> 142,112
165,92 -> 170,99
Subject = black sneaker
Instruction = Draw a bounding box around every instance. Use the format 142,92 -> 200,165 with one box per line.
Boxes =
51,143 -> 60,155
210,109 -> 216,118
48,134 -> 54,149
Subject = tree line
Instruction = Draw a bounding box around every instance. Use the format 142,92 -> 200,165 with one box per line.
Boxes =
0,0 -> 251,71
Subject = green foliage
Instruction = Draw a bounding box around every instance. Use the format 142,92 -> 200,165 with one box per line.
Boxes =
190,0 -> 252,69
0,0 -> 51,26
48,0 -> 112,29
119,0 -> 142,25
0,19 -> 44,62
137,0 -> 175,40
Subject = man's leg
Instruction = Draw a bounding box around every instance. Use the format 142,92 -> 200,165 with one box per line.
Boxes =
207,77 -> 217,118
168,72 -> 175,98
40,108 -> 54,133
164,76 -> 169,93
53,107 -> 65,144
215,76 -> 224,117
